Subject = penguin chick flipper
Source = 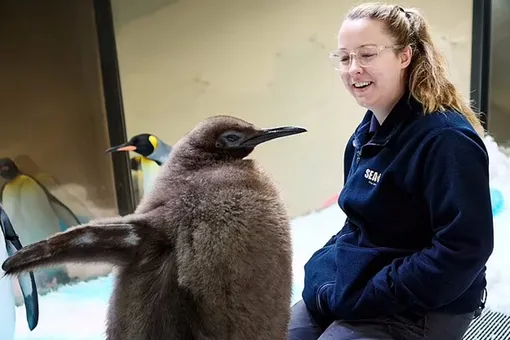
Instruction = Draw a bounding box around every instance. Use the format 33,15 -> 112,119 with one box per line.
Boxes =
1,215 -> 149,276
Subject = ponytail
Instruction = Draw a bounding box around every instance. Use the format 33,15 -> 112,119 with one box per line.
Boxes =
405,9 -> 485,136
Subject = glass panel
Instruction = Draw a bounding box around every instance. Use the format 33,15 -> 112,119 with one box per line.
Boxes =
0,0 -> 118,306
488,0 -> 510,145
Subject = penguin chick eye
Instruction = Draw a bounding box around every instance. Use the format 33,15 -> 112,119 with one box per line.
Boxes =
226,134 -> 240,142
216,131 -> 244,149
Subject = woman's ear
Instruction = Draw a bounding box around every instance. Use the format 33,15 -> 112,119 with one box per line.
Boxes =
400,45 -> 413,69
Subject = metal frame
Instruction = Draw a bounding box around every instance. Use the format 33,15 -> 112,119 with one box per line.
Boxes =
470,0 -> 492,130
93,0 -> 136,216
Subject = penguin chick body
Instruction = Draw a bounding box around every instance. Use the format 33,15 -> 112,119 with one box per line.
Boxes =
2,115 -> 307,340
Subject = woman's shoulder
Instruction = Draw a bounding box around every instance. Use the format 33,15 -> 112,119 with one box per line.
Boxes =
407,109 -> 484,144
401,109 -> 488,164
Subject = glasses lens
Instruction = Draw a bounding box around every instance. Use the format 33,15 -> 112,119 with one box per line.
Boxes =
356,46 -> 379,67
329,50 -> 350,70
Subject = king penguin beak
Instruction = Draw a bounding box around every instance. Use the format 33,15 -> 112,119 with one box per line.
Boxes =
105,143 -> 137,154
240,126 -> 307,148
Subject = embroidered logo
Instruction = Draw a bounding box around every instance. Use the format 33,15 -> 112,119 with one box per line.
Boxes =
364,168 -> 381,186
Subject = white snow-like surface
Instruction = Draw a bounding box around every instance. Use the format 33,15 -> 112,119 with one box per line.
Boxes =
482,136 -> 510,312
10,135 -> 510,339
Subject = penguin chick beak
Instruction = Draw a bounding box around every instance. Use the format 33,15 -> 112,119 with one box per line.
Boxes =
105,143 -> 137,154
240,126 -> 307,148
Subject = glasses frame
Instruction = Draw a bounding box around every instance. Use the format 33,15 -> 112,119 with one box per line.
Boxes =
328,44 -> 404,71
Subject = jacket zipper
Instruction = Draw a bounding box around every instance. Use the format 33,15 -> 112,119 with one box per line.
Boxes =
354,139 -> 388,167
316,282 -> 335,313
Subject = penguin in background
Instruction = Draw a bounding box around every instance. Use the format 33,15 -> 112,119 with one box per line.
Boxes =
0,157 -> 81,289
130,156 -> 144,204
7,154 -> 94,225
105,133 -> 172,198
11,154 -> 60,190
0,203 -> 39,340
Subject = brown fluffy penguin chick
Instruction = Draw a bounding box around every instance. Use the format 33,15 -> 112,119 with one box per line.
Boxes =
2,115 -> 307,340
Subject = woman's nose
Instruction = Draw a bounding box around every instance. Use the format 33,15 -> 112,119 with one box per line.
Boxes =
348,58 -> 363,75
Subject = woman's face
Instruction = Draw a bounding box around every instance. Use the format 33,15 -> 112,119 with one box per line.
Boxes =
334,18 -> 412,116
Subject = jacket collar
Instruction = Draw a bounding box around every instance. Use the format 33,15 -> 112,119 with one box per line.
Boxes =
353,91 -> 422,148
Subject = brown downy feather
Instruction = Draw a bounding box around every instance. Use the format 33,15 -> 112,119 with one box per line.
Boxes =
2,115 -> 306,340
1,213 -> 160,274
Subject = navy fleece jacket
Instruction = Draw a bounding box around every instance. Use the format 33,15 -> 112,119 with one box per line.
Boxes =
302,93 -> 494,322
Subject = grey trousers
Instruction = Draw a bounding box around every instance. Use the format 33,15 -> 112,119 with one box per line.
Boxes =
288,300 -> 475,340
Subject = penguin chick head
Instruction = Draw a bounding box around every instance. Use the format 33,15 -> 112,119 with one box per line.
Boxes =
105,133 -> 159,158
0,157 -> 20,181
173,115 -> 307,164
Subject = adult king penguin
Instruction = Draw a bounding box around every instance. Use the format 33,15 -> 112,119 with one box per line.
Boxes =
0,203 -> 39,340
105,133 -> 172,198
0,157 -> 81,290
2,115 -> 306,340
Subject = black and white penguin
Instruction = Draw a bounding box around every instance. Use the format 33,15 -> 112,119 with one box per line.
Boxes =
0,157 -> 80,289
0,203 -> 39,339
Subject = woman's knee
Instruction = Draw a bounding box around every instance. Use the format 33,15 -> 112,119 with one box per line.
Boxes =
287,300 -> 324,340
318,319 -> 395,340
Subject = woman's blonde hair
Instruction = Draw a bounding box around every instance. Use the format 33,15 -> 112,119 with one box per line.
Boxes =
345,2 -> 485,136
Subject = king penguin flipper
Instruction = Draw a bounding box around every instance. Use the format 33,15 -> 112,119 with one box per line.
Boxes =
46,191 -> 81,228
0,206 -> 39,331
29,177 -> 82,230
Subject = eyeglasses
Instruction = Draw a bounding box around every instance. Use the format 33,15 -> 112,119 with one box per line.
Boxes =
328,44 -> 403,71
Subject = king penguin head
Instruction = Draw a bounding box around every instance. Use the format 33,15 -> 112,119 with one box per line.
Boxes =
0,157 -> 20,181
105,133 -> 159,158
172,115 -> 307,165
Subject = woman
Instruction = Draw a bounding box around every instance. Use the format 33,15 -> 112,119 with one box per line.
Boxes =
289,3 -> 494,340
